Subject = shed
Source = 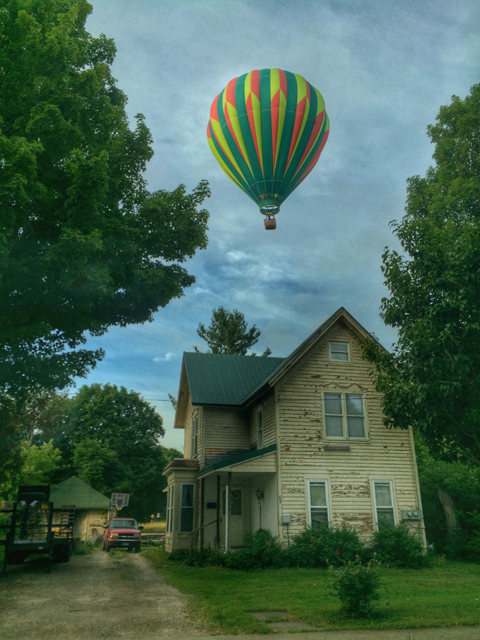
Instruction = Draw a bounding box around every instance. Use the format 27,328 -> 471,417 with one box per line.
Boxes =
51,476 -> 114,543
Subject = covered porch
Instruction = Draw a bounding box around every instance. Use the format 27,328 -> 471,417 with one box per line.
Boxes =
196,444 -> 278,551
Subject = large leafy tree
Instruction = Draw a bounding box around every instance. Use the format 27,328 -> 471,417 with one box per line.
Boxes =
0,0 -> 210,402
364,84 -> 480,465
55,383 -> 179,520
195,307 -> 271,356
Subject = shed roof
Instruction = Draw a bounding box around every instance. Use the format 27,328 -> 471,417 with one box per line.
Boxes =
184,352 -> 285,406
50,476 -> 111,510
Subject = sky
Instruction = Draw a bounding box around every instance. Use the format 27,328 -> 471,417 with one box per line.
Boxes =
79,0 -> 480,452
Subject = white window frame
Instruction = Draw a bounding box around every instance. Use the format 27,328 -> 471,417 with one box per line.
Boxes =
329,341 -> 350,362
179,482 -> 195,533
191,415 -> 198,458
323,392 -> 367,440
256,408 -> 263,449
307,479 -> 330,528
372,480 -> 396,531
166,485 -> 174,533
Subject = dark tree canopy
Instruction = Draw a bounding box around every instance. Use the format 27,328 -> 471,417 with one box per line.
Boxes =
0,0 -> 210,401
54,383 -> 177,520
364,84 -> 480,465
195,307 -> 271,356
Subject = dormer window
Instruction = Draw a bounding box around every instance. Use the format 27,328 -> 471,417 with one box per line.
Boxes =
329,341 -> 350,362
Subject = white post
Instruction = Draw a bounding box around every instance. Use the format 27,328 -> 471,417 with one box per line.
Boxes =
225,473 -> 231,553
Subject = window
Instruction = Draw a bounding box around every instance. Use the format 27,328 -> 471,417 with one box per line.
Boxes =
308,480 -> 329,527
191,415 -> 198,457
324,393 -> 366,439
329,341 -> 350,362
180,483 -> 194,533
166,485 -> 174,533
373,481 -> 396,531
257,409 -> 263,449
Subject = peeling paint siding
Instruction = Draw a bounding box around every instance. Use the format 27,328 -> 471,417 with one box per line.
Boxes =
203,406 -> 249,455
276,321 -> 423,542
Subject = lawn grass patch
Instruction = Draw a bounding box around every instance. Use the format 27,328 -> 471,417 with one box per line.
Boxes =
143,548 -> 480,634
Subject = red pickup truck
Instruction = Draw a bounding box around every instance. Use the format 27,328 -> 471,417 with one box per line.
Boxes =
102,518 -> 143,553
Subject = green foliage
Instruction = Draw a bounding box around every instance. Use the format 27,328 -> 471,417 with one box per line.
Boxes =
363,84 -> 480,466
169,548 -> 226,567
52,383 -> 179,521
0,0 -> 210,401
287,524 -> 364,568
223,529 -> 285,570
0,440 -> 62,501
369,523 -> 429,568
416,441 -> 480,558
195,307 -> 271,356
330,556 -> 381,618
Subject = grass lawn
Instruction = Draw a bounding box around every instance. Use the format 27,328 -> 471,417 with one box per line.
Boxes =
143,548 -> 480,635
140,521 -> 166,533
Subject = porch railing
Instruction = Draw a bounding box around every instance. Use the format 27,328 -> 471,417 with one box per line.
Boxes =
189,519 -> 218,550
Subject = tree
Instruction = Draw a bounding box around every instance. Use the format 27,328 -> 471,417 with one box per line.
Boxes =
194,307 -> 272,356
56,383 -> 172,520
0,0 -> 210,403
363,84 -> 480,465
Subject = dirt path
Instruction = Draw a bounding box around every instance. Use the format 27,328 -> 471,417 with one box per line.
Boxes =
0,550 -> 207,640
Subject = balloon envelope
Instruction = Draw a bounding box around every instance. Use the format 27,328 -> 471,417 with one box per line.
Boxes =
207,68 -> 330,218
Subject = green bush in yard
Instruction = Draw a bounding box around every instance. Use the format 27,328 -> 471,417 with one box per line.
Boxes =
224,529 -> 285,571
330,556 -> 381,618
287,524 -> 364,568
169,547 -> 225,567
369,523 -> 429,568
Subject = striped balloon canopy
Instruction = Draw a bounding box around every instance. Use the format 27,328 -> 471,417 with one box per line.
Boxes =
207,68 -> 330,228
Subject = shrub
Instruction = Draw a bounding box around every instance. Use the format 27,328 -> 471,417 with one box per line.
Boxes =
224,529 -> 285,571
330,556 -> 381,618
287,524 -> 364,568
169,548 -> 225,567
369,523 -> 429,568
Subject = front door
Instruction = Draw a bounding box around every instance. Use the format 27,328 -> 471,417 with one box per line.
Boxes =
220,486 -> 246,548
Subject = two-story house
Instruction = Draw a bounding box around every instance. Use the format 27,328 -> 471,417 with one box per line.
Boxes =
163,308 -> 425,552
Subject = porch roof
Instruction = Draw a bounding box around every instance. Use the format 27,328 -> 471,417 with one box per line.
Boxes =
197,443 -> 277,478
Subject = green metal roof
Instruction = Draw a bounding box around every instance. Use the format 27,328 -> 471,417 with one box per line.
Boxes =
198,444 -> 277,478
50,476 -> 111,510
184,352 -> 285,406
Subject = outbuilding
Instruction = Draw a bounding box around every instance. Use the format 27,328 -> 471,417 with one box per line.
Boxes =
51,476 -> 114,543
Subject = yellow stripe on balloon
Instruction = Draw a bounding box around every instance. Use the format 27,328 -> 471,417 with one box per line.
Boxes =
226,102 -> 253,174
289,73 -> 311,162
270,68 -> 280,101
210,118 -> 245,180
208,136 -> 245,190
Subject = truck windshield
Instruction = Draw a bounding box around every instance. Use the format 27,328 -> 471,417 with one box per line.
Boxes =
110,520 -> 137,528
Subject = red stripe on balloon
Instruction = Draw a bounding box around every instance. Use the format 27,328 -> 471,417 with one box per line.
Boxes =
250,69 -> 260,100
210,94 -> 221,121
295,128 -> 330,185
285,96 -> 307,173
295,111 -> 325,173
225,77 -> 237,109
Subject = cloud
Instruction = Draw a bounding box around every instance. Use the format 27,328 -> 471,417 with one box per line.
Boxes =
153,353 -> 176,363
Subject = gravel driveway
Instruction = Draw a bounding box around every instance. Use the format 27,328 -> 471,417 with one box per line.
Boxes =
0,550 -> 206,640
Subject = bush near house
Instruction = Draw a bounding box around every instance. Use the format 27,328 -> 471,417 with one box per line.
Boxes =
166,524 -> 430,571
329,556 -> 381,618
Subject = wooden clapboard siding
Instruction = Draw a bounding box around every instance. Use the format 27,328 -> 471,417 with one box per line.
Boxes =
276,320 -> 423,541
183,398 -> 203,462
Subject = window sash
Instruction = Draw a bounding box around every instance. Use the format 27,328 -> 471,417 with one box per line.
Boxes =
308,480 -> 329,528
257,410 -> 263,449
373,481 -> 395,531
166,485 -> 174,533
180,483 -> 194,533
192,416 -> 198,457
324,393 -> 365,439
329,341 -> 350,362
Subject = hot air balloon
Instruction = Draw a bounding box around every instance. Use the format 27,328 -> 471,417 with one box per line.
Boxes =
207,68 -> 330,230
